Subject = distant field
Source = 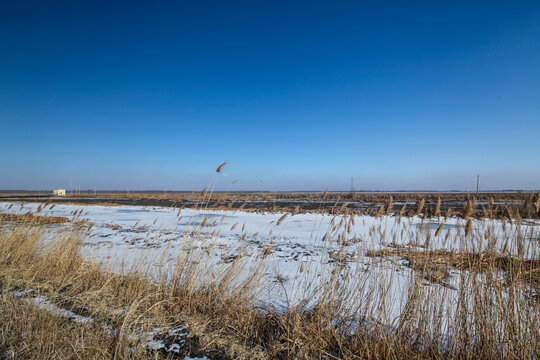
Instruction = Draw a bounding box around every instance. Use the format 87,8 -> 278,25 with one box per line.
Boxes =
1,191 -> 538,219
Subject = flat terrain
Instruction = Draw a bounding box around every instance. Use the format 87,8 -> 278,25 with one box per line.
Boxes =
1,194 -> 539,359
0,191 -> 536,218
1,201 -> 538,310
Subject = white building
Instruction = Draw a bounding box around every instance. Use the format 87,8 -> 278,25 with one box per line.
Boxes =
53,189 -> 66,196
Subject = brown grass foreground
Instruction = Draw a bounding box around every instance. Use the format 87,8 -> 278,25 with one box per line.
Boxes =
1,215 -> 539,359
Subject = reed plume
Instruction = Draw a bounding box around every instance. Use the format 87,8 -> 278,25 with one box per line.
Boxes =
216,161 -> 228,173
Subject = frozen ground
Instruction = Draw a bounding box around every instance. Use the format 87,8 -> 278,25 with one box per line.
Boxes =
1,202 -> 538,326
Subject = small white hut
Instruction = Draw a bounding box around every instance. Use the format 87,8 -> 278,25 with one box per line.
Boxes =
53,189 -> 66,196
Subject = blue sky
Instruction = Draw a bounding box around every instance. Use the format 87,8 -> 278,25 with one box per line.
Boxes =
1,1 -> 539,191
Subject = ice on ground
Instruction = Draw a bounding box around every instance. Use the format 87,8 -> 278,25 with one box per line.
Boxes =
1,201 -> 538,327
18,295 -> 94,324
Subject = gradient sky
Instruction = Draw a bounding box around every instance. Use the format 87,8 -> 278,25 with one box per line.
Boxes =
1,1 -> 539,191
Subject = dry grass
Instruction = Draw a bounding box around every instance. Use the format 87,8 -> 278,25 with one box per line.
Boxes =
0,212 -> 87,226
367,248 -> 540,294
0,204 -> 539,359
0,212 -> 72,224
0,221 -> 260,359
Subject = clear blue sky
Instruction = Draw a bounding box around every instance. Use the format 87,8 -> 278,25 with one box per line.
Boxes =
1,1 -> 539,191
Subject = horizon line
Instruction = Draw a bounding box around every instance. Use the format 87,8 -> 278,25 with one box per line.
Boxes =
0,189 -> 538,194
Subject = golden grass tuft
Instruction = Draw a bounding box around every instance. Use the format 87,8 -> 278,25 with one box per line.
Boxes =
415,198 -> 425,216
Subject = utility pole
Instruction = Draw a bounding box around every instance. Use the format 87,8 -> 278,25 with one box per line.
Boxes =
476,174 -> 480,197
351,177 -> 354,193
70,175 -> 72,196
94,186 -> 97,196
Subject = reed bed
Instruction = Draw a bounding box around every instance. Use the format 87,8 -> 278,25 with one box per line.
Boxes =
0,187 -> 539,359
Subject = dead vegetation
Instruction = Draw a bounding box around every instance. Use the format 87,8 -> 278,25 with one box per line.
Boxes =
0,212 -> 72,224
0,212 -> 90,228
0,204 -> 539,359
367,248 -> 540,294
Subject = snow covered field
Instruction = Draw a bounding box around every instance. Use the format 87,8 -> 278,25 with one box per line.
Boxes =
1,202 -> 538,326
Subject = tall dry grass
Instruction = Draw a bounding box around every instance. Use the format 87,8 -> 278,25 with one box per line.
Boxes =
0,195 -> 539,359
